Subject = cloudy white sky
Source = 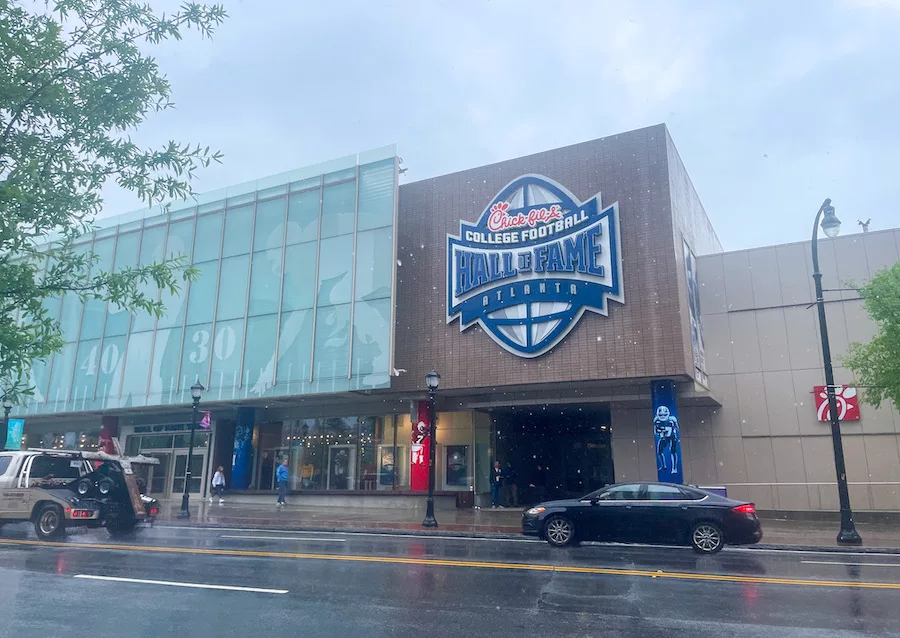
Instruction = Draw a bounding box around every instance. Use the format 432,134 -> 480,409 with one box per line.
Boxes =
100,0 -> 900,251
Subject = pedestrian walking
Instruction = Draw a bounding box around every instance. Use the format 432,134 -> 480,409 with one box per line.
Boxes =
490,460 -> 504,509
276,458 -> 289,508
505,462 -> 519,507
210,465 -> 226,504
529,464 -> 547,504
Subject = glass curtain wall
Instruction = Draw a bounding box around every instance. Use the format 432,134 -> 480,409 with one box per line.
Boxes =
17,148 -> 398,417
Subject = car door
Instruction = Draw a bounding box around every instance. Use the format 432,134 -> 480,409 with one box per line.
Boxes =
0,455 -> 27,519
592,483 -> 644,542
636,483 -> 692,544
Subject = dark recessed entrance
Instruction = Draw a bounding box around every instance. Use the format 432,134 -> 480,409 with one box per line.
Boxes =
490,406 -> 614,504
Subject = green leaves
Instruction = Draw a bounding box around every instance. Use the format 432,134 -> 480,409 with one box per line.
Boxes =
844,263 -> 900,410
0,0 -> 226,403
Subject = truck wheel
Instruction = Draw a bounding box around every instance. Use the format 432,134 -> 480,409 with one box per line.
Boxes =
34,504 -> 65,540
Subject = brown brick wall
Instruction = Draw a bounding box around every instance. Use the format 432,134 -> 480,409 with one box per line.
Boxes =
393,124 -> 692,394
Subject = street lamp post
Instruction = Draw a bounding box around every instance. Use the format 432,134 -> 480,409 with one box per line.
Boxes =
2,399 -> 12,451
177,381 -> 205,520
811,198 -> 862,546
422,369 -> 441,528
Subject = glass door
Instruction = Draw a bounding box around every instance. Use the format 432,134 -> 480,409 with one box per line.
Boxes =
173,452 -> 205,494
147,452 -> 171,496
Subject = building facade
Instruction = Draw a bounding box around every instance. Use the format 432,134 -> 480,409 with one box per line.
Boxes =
13,125 -> 900,512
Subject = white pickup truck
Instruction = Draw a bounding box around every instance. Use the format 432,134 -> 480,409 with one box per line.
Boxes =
0,449 -> 159,539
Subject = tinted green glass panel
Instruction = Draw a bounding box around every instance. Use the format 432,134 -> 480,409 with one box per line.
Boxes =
216,256 -> 250,321
313,303 -> 350,379
249,249 -> 282,316
276,310 -> 313,393
186,261 -> 219,325
244,314 -> 277,397
286,190 -> 319,245
321,181 -> 355,238
281,243 -> 316,311
222,205 -> 253,257
357,160 -> 395,231
194,213 -> 223,262
354,227 -> 393,301
254,198 -> 286,252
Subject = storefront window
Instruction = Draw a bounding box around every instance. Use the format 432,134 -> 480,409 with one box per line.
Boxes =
276,415 -> 398,492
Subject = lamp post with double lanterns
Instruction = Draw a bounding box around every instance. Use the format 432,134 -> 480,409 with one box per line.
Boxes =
422,369 -> 441,528
2,399 -> 12,451
810,198 -> 862,546
177,381 -> 205,520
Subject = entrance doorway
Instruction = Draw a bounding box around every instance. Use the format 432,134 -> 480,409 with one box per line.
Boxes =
491,406 -> 614,503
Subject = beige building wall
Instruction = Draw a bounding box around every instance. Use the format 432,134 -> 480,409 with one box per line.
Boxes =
612,228 -> 900,512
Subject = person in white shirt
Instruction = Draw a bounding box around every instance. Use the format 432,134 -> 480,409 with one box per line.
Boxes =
210,466 -> 226,504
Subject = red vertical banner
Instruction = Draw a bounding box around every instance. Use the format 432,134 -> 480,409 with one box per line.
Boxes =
410,400 -> 430,491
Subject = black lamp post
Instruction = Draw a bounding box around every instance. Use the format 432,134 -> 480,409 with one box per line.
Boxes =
2,399 -> 12,451
422,369 -> 441,528
811,198 -> 862,545
177,381 -> 205,520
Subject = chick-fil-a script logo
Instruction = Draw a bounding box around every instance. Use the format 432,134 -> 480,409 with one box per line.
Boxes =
487,201 -> 564,232
814,385 -> 861,421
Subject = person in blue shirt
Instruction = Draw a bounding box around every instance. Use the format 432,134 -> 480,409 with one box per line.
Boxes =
276,458 -> 289,508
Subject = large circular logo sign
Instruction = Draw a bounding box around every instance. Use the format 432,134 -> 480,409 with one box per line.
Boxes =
446,174 -> 624,357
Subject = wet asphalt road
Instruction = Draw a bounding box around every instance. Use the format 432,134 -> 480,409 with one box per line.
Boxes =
0,524 -> 898,637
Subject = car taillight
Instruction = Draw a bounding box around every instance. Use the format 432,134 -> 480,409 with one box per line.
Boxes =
733,503 -> 756,515
149,508 -> 158,516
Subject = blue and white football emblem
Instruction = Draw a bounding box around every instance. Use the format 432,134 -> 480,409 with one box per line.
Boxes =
446,174 -> 624,357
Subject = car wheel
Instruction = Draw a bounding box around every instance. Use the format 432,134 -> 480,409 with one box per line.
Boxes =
544,515 -> 576,547
691,521 -> 724,554
34,504 -> 65,540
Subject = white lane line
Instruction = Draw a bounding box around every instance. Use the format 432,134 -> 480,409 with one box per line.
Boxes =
730,547 -> 900,558
801,560 -> 900,568
73,574 -> 288,594
220,535 -> 346,542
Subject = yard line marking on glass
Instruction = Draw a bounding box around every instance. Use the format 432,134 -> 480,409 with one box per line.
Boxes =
801,560 -> 900,568
2,539 -> 898,590
73,574 -> 287,594
220,535 -> 347,542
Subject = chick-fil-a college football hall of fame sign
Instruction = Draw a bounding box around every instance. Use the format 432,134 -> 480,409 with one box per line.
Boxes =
446,175 -> 624,357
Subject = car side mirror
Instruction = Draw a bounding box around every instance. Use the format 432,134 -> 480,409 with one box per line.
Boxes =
590,497 -> 601,505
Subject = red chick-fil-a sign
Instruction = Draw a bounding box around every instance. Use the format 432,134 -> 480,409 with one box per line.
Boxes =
814,385 -> 860,422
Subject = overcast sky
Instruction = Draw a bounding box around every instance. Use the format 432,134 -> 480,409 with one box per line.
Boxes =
99,0 -> 900,251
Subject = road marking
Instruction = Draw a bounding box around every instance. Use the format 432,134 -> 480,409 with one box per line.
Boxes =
2,538 -> 899,590
73,574 -> 288,594
220,535 -> 346,542
153,528 -> 900,555
153,526 -> 541,543
802,560 -> 900,568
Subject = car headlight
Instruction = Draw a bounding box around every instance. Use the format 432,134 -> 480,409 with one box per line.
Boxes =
526,507 -> 546,515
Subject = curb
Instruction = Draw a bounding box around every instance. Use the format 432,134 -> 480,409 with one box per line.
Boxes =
157,520 -> 900,553
157,519 -> 524,540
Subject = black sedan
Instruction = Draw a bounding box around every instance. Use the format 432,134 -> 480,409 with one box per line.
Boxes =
522,482 -> 762,554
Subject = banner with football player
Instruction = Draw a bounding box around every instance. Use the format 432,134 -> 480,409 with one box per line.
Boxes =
651,379 -> 683,484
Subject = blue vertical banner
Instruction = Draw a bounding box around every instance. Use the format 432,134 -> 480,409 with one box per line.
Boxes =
231,407 -> 255,490
5,419 -> 24,450
651,380 -> 683,484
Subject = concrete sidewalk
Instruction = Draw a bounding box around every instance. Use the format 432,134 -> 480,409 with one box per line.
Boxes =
154,499 -> 900,553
